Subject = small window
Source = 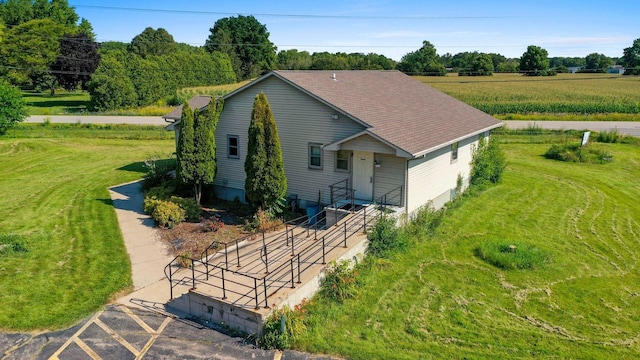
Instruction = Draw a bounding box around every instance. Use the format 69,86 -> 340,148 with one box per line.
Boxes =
336,150 -> 350,171
309,143 -> 323,169
451,142 -> 459,163
228,135 -> 239,158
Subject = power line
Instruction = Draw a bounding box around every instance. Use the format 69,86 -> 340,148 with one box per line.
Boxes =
73,5 -> 522,20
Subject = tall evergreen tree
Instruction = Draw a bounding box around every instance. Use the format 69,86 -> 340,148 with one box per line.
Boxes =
177,101 -> 196,189
244,92 -> 287,209
191,99 -> 223,204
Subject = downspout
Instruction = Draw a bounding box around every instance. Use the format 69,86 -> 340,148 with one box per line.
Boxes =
404,158 -> 410,215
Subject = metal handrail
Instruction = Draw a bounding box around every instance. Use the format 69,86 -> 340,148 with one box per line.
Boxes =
165,181 -> 401,308
329,178 -> 350,204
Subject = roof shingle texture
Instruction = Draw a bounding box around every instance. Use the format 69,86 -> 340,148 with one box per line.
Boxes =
274,70 -> 502,156
163,95 -> 212,120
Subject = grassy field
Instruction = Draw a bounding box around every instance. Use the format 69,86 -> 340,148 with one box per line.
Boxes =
296,138 -> 640,359
23,90 -> 90,115
0,125 -> 175,330
420,73 -> 640,120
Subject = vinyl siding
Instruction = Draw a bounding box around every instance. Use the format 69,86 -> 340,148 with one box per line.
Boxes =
406,135 -> 478,213
214,76 -> 366,205
373,154 -> 405,206
342,134 -> 396,154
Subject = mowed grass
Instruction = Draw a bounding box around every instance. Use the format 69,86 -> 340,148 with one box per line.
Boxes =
22,90 -> 90,115
0,129 -> 175,330
419,73 -> 640,120
296,139 -> 640,359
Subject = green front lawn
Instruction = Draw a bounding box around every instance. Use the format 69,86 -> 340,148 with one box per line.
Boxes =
0,126 -> 174,330
296,139 -> 640,359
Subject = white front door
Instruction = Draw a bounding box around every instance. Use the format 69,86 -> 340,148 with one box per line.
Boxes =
352,151 -> 374,201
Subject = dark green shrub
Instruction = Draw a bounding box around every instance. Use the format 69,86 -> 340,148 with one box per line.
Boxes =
596,130 -> 625,144
470,137 -> 507,186
319,259 -> 358,303
259,301 -> 309,350
151,200 -> 185,228
169,196 -> 201,222
475,240 -> 550,270
544,143 -> 612,164
367,215 -> 404,258
145,184 -> 174,200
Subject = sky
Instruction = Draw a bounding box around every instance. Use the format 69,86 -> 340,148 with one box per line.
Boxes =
69,0 -> 639,61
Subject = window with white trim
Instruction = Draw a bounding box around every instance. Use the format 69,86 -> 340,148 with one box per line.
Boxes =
451,142 -> 459,163
228,135 -> 239,158
336,150 -> 350,171
309,143 -> 323,169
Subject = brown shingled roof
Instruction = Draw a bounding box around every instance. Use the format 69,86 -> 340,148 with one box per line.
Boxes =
163,95 -> 213,120
272,70 -> 502,156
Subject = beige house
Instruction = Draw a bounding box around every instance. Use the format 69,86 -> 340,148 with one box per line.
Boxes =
165,70 -> 502,215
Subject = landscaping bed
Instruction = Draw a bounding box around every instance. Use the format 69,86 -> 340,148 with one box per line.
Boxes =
156,203 -> 250,258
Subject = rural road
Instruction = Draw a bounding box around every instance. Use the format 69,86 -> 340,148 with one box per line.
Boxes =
26,116 -> 640,137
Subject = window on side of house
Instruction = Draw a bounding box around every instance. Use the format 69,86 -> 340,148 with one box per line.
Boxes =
228,135 -> 239,158
451,142 -> 459,163
336,150 -> 350,171
309,143 -> 323,169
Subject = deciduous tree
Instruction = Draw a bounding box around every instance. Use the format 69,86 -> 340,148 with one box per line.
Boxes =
621,38 -> 640,75
0,80 -> 27,135
128,27 -> 177,58
0,0 -> 78,28
519,45 -> 554,76
245,92 -> 287,210
459,52 -> 493,76
396,41 -> 446,76
0,18 -> 68,87
205,15 -> 276,80
51,33 -> 100,90
86,53 -> 136,111
583,53 -> 613,73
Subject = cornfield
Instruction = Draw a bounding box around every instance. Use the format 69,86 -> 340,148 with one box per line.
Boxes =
177,80 -> 252,100
178,73 -> 640,118
419,73 -> 640,115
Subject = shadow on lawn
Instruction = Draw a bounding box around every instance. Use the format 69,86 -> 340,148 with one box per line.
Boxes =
28,99 -> 88,108
117,162 -> 146,173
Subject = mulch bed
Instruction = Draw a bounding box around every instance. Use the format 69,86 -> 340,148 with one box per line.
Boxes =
156,205 -> 251,258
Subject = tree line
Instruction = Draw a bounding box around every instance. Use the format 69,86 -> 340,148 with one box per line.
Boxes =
1,2 -> 639,120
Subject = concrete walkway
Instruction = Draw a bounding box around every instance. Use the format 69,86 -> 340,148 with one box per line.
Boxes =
108,181 -> 174,292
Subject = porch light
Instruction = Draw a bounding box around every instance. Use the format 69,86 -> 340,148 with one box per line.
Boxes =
374,160 -> 381,168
